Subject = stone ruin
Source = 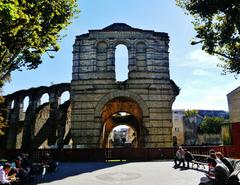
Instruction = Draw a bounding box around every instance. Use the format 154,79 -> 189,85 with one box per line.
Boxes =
2,23 -> 179,149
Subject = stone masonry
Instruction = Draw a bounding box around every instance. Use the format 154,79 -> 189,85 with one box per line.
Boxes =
71,23 -> 179,148
2,23 -> 179,149
3,83 -> 71,149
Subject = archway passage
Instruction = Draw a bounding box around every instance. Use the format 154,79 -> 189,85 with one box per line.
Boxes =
107,113 -> 138,148
100,97 -> 142,148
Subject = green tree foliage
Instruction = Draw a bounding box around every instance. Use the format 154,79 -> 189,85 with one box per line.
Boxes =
0,0 -> 79,135
0,0 -> 79,87
184,109 -> 198,117
199,116 -> 224,134
176,0 -> 240,75
0,96 -> 7,136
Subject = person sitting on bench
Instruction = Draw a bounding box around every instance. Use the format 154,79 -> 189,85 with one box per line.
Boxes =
184,149 -> 194,168
215,152 -> 234,174
174,146 -> 185,168
206,157 -> 230,185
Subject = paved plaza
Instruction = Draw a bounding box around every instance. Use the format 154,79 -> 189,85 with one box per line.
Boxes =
32,160 -> 207,185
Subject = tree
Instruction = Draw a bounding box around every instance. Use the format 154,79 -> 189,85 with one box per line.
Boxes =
0,0 -> 79,87
0,95 -> 7,136
199,116 -> 224,134
0,0 -> 79,135
184,109 -> 198,118
176,0 -> 240,75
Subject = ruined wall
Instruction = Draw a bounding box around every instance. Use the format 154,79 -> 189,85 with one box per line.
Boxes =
71,23 -> 179,148
3,83 -> 71,149
2,24 -> 179,149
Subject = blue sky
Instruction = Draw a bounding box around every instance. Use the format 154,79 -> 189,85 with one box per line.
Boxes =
3,0 -> 239,111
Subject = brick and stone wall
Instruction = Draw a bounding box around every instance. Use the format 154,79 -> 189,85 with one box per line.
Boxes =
71,23 -> 179,148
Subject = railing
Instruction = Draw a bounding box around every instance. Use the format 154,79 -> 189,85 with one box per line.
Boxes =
0,145 -> 238,162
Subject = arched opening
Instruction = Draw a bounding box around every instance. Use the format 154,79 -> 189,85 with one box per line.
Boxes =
40,93 -> 49,105
107,114 -> 137,148
100,97 -> 142,148
60,91 -> 70,104
10,100 -> 14,109
115,44 -> 128,81
23,96 -> 29,112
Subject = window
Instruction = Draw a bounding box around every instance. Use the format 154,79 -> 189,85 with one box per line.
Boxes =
115,44 -> 128,81
23,96 -> 29,112
40,93 -> 49,105
60,91 -> 70,104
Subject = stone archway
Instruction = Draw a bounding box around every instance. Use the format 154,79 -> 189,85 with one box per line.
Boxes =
99,96 -> 143,148
71,23 -> 179,148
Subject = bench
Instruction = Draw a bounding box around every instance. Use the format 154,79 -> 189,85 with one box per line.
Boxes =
190,154 -> 208,169
191,160 -> 207,169
226,160 -> 240,185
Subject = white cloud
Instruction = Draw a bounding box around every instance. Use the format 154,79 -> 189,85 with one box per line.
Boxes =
173,79 -> 240,111
175,49 -> 223,69
189,49 -> 220,67
192,69 -> 211,76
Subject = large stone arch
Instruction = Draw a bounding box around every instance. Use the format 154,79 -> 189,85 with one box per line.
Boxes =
95,90 -> 149,119
99,97 -> 143,148
94,91 -> 149,148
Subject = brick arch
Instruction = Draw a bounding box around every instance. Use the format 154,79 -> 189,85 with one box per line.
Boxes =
102,116 -> 139,148
99,96 -> 142,148
112,40 -> 132,50
94,90 -> 149,119
134,40 -> 148,48
101,96 -> 142,124
95,40 -> 109,49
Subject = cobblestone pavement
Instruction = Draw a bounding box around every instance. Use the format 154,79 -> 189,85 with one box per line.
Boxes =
32,161 -> 207,185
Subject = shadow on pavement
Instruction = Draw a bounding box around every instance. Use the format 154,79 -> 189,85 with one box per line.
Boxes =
30,161 -> 127,184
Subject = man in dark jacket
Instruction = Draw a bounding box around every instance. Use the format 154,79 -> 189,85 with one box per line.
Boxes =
216,152 -> 234,174
184,149 -> 194,168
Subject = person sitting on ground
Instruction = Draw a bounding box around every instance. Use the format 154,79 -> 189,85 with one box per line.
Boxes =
20,153 -> 31,176
0,163 -> 16,185
184,149 -> 194,168
41,153 -> 58,172
174,146 -> 185,168
215,152 -> 234,174
14,156 -> 30,182
206,157 -> 230,185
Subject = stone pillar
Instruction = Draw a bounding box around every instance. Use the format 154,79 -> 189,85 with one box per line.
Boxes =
21,95 -> 40,149
6,98 -> 20,149
128,46 -> 136,72
107,46 -> 115,74
48,92 -> 60,146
